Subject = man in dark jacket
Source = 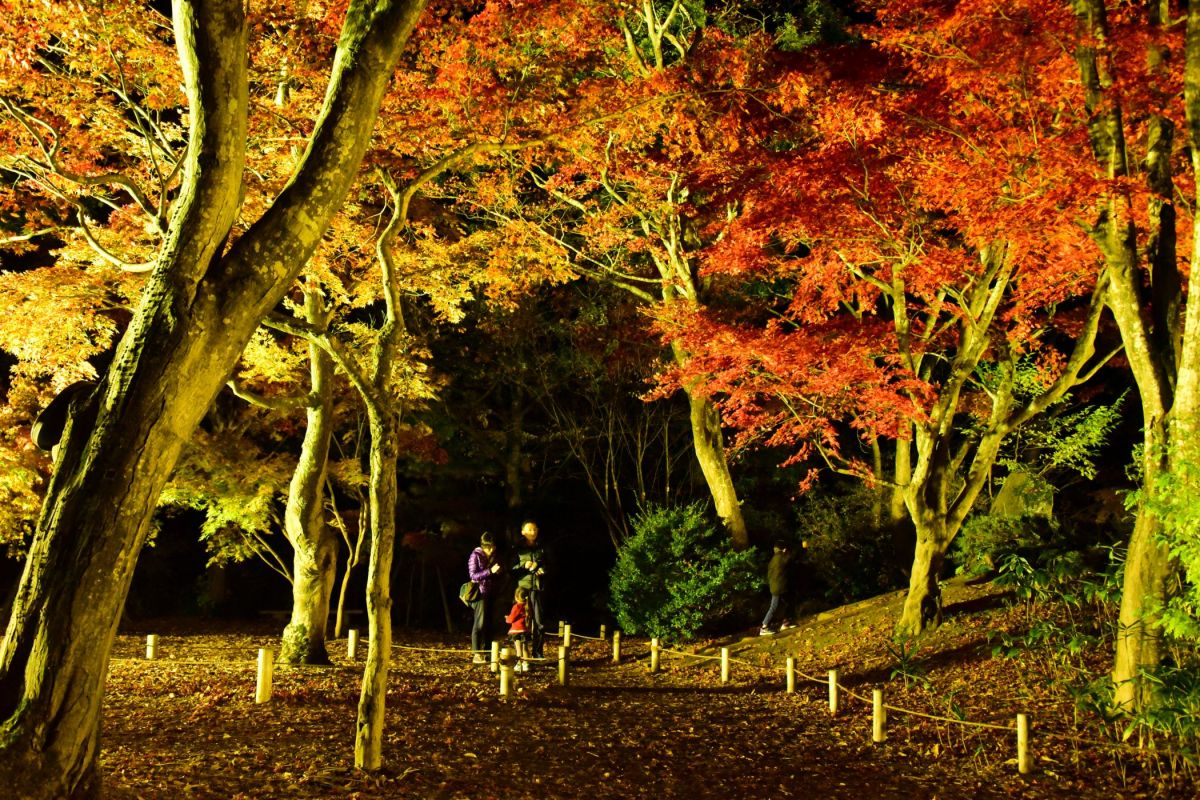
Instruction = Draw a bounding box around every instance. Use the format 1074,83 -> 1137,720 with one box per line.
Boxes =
760,540 -> 795,636
511,520 -> 548,660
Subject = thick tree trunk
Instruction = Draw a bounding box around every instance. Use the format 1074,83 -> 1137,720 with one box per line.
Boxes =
896,522 -> 947,638
0,2 -> 427,795
354,408 -> 399,770
1072,0 -> 1181,714
281,288 -> 338,665
1112,495 -> 1171,710
0,6 -> 249,796
684,389 -> 749,549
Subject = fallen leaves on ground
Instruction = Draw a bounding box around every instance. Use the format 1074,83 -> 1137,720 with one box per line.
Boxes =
99,584 -> 1196,799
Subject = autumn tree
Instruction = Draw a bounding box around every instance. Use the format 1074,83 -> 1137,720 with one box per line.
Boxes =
0,0 -> 428,795
657,0 -> 1120,636
441,0 -> 822,549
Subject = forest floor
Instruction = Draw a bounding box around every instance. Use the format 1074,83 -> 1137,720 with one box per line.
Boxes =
99,577 -> 1197,800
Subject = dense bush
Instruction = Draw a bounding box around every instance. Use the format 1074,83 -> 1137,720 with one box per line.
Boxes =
950,513 -> 1061,576
608,503 -> 759,641
796,487 -> 910,604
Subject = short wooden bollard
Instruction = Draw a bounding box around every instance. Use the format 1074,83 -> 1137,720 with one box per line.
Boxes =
828,669 -> 839,715
650,637 -> 661,673
499,647 -> 513,699
490,641 -> 500,674
145,634 -> 158,660
558,620 -> 565,636
599,624 -> 607,641
558,646 -> 569,687
1017,713 -> 1031,774
786,657 -> 796,694
872,688 -> 886,743
720,647 -> 730,684
563,623 -> 572,649
255,649 -> 274,704
347,629 -> 359,660
612,631 -> 622,663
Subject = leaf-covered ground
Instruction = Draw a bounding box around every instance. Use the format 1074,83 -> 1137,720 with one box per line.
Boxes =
100,580 -> 1196,799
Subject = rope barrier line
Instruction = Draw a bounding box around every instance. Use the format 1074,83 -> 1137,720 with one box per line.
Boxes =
658,646 -> 754,667
113,633 -> 1190,762
786,661 -> 1187,754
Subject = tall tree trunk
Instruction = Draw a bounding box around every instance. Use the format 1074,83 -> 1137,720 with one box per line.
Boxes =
354,406 -> 399,770
684,388 -> 749,549
890,435 -> 911,525
1071,0 -> 1184,713
1112,439 -> 1171,711
281,286 -> 339,665
0,2 -> 427,795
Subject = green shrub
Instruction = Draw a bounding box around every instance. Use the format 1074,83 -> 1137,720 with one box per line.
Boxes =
796,487 -> 909,604
951,514 -> 1060,576
608,503 -> 759,641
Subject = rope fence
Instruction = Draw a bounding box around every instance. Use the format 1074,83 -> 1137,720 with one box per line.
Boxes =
115,626 -> 1193,771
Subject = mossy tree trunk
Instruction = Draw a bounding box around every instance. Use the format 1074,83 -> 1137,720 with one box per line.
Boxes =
1070,0 -> 1196,712
0,2 -> 427,796
354,403 -> 399,769
280,285 -> 339,665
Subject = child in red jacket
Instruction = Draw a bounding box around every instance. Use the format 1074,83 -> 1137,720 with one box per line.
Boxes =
506,587 -> 530,672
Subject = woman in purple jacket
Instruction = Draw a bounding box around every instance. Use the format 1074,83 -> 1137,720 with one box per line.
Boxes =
467,532 -> 502,663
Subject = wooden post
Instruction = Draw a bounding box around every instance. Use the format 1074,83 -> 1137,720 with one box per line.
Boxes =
558,620 -> 565,636
720,647 -> 730,684
499,647 -> 513,699
490,641 -> 500,674
828,669 -> 839,715
564,623 -> 572,649
650,637 -> 660,673
599,624 -> 607,641
558,645 -> 569,687
612,631 -> 622,663
786,657 -> 795,694
145,634 -> 158,660
347,629 -> 359,660
255,649 -> 274,704
872,688 -> 886,743
1017,713 -> 1031,774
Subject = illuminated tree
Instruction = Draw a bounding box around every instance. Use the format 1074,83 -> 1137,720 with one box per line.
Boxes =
0,0 -> 427,795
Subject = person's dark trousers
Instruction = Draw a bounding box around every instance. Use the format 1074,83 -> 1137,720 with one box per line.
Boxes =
528,588 -> 545,659
471,594 -> 494,654
761,594 -> 783,630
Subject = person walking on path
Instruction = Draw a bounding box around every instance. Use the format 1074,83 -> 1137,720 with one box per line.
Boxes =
512,520 -> 548,660
506,586 -> 531,672
468,532 -> 502,663
760,539 -> 796,636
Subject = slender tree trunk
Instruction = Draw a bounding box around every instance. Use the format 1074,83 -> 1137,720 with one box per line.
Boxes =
684,388 -> 749,549
353,407 -> 399,770
334,504 -> 367,639
0,2 -> 427,794
281,287 -> 338,665
890,435 -> 911,524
